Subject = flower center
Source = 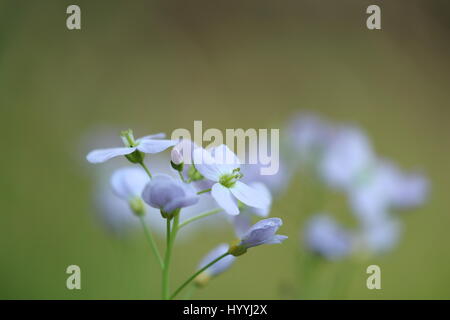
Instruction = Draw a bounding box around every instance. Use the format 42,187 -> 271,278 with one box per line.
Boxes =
219,168 -> 243,188
121,129 -> 138,147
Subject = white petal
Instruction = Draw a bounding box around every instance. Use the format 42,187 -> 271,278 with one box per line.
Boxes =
139,132 -> 166,140
111,167 -> 149,200
192,148 -> 222,181
86,147 -> 135,163
249,182 -> 272,217
211,183 -> 239,215
230,181 -> 269,209
137,139 -> 177,154
211,144 -> 240,175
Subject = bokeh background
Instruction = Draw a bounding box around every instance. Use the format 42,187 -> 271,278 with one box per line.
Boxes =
1,0 -> 449,299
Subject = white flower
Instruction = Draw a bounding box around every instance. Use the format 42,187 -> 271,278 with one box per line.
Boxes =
86,130 -> 177,163
193,145 -> 270,215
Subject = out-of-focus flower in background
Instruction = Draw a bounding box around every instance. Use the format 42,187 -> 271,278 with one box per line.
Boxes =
289,112 -> 429,260
286,112 -> 332,168
304,214 -> 354,260
319,126 -> 374,191
195,243 -> 236,286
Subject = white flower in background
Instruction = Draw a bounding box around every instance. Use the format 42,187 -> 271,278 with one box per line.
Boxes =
195,244 -> 236,286
320,126 -> 374,190
304,214 -> 354,260
93,166 -> 149,235
358,217 -> 402,254
193,145 -> 270,215
349,160 -> 429,225
229,218 -> 288,256
111,167 -> 149,201
86,130 -> 177,163
286,112 -> 332,164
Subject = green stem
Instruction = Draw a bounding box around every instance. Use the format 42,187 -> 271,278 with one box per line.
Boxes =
139,161 -> 153,178
139,216 -> 164,269
197,188 -> 211,195
170,252 -> 230,300
162,214 -> 180,299
178,171 -> 187,183
178,208 -> 222,229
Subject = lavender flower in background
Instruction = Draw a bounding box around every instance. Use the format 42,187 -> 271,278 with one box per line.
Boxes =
141,174 -> 199,218
357,217 -> 403,254
86,130 -> 177,164
110,167 -> 150,217
193,145 -> 270,215
194,244 -> 236,286
349,159 -> 429,225
229,218 -> 287,256
304,214 -> 354,260
286,112 -> 332,166
319,126 -> 374,190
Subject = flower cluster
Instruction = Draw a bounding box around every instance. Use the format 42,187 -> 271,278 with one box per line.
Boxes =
86,130 -> 287,299
287,113 -> 429,258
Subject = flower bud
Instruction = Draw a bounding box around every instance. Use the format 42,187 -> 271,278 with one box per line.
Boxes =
171,147 -> 184,165
129,197 -> 146,216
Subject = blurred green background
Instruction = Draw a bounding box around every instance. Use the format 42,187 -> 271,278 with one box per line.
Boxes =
1,0 -> 449,299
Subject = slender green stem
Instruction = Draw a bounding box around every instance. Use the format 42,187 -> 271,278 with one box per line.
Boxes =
162,219 -> 171,299
178,171 -> 187,183
139,161 -> 152,178
170,252 -> 230,300
139,216 -> 164,269
197,188 -> 211,195
178,208 -> 222,229
162,214 -> 180,299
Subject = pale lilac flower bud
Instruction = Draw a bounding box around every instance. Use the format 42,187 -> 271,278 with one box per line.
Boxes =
171,148 -> 184,165
141,174 -> 199,217
229,218 -> 287,256
304,214 -> 353,260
